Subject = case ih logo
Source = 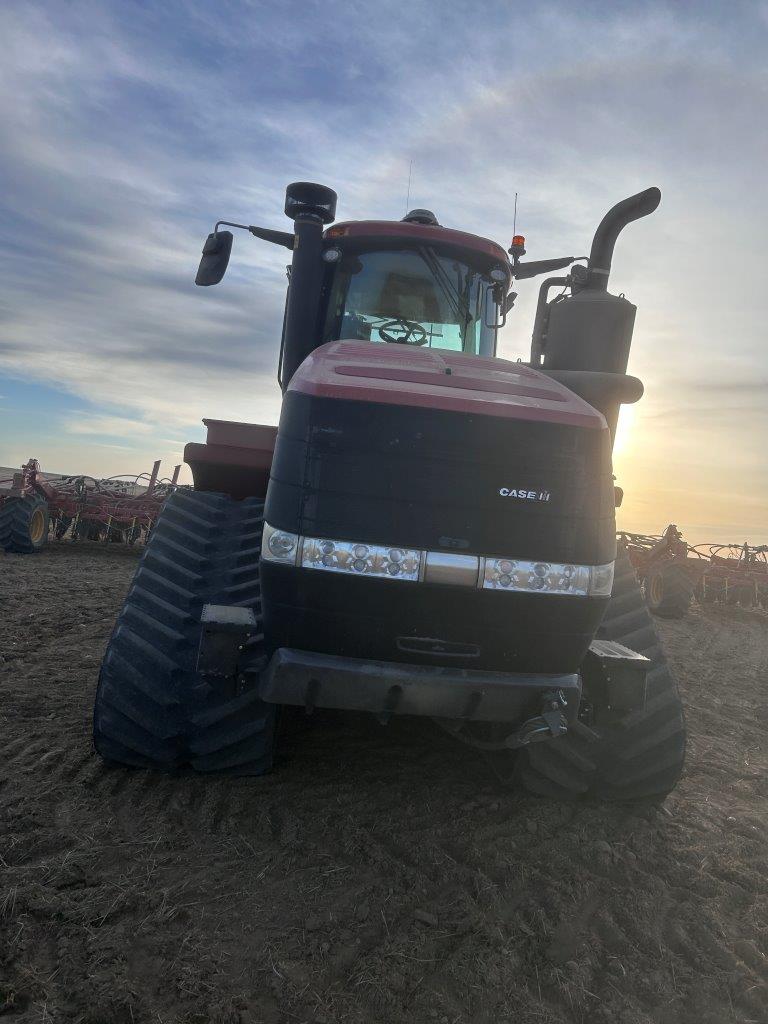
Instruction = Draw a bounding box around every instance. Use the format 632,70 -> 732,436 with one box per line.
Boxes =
498,487 -> 551,502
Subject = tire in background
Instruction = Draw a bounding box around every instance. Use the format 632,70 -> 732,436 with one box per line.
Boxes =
645,565 -> 693,619
0,495 -> 50,553
698,575 -> 724,604
93,490 -> 276,775
727,582 -> 756,608
517,550 -> 686,803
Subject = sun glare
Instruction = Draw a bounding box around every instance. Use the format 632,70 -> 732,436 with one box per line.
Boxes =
613,402 -> 636,457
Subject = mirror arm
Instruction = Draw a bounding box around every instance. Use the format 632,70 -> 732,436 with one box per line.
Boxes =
512,256 -> 579,280
214,221 -> 295,250
248,226 -> 295,249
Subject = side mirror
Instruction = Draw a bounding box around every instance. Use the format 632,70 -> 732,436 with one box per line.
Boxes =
195,230 -> 233,286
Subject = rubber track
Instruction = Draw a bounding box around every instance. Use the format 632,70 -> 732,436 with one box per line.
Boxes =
93,491 -> 276,775
517,550 -> 686,802
0,495 -> 48,553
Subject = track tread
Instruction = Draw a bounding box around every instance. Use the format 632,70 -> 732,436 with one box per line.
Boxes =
133,566 -> 197,606
93,492 -> 276,775
128,584 -> 196,624
103,646 -> 182,708
519,550 -> 686,803
111,626 -> 181,681
122,604 -> 187,646
142,549 -> 202,586
149,533 -> 210,569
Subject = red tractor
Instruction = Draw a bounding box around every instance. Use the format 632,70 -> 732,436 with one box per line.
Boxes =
93,182 -> 685,802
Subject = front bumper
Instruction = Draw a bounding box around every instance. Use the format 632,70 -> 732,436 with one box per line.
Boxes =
259,648 -> 581,724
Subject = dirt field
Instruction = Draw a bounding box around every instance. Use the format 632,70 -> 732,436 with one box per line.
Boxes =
1,544 -> 767,1024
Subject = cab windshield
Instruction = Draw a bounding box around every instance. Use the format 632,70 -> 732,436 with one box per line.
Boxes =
322,247 -> 500,356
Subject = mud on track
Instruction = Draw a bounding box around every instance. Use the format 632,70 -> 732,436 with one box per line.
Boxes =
1,543 -> 767,1024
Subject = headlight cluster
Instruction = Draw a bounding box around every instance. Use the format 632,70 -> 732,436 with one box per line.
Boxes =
261,523 -> 613,597
483,558 -> 591,595
302,537 -> 421,581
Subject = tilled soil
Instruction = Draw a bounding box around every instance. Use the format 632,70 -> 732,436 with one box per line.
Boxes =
1,543 -> 767,1024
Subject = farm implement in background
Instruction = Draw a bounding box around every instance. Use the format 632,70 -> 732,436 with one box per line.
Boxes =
620,524 -> 768,618
0,458 -> 182,554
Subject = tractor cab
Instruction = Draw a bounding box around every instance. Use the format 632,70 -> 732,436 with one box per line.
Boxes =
318,216 -> 512,357
194,181 -> 577,386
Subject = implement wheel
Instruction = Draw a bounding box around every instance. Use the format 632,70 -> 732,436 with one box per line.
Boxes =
699,575 -> 724,604
727,582 -> 755,608
645,565 -> 692,619
0,495 -> 50,553
93,491 -> 277,774
517,550 -> 686,803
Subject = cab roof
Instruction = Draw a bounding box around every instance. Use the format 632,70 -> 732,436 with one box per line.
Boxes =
325,220 -> 510,269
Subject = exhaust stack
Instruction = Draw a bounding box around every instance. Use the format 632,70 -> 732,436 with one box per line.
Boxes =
540,187 -> 661,377
537,187 -> 661,442
586,186 -> 661,291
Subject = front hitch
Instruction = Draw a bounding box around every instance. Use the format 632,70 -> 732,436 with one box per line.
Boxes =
503,689 -> 569,749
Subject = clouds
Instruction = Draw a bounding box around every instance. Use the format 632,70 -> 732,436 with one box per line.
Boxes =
0,0 -> 766,537
62,414 -> 155,437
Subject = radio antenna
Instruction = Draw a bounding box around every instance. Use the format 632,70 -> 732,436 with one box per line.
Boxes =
405,160 -> 413,215
513,192 -> 519,236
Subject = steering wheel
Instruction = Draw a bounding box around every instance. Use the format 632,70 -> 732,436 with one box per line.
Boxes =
378,318 -> 428,346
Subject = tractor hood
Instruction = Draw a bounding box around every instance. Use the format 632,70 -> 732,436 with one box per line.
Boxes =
288,341 -> 606,431
264,338 -> 616,674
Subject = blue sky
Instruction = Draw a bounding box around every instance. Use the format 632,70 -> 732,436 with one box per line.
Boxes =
1,0 -> 767,541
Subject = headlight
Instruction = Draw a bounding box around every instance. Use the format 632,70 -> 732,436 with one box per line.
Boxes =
301,537 -> 422,582
261,523 -> 300,565
261,522 -> 613,597
588,561 -> 615,597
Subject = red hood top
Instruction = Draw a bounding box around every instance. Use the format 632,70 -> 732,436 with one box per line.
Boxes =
289,341 -> 606,430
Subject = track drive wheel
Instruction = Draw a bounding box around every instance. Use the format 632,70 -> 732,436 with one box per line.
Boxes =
93,491 -> 276,774
517,551 -> 686,803
644,565 -> 693,619
0,494 -> 50,553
